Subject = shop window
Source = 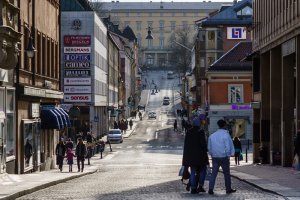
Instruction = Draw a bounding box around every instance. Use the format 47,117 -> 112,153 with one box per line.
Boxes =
228,84 -> 243,103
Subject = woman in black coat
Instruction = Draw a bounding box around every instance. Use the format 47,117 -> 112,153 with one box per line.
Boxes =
182,121 -> 209,194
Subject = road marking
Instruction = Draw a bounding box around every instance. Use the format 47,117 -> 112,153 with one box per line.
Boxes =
127,146 -> 132,148
116,146 -> 122,149
136,145 -> 143,148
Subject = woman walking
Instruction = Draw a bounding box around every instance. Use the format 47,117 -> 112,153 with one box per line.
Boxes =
233,137 -> 242,165
76,138 -> 86,172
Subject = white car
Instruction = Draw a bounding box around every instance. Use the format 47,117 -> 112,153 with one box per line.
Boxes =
148,111 -> 157,119
107,129 -> 123,143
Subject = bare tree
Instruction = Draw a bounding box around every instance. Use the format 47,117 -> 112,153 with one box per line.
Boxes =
168,27 -> 195,73
89,0 -> 107,18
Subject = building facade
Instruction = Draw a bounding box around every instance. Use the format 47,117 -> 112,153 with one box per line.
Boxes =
252,0 -> 300,166
16,0 -> 64,174
0,0 -> 22,174
98,1 -> 228,69
61,11 -> 109,139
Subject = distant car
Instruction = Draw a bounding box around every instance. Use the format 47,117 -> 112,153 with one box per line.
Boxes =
138,104 -> 146,111
163,96 -> 170,101
163,99 -> 170,105
107,129 -> 123,143
148,111 -> 157,119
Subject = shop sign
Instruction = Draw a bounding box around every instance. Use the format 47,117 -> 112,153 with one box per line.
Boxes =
64,47 -> 91,54
64,62 -> 90,69
31,103 -> 40,118
64,78 -> 91,85
64,54 -> 90,61
64,94 -> 91,102
227,27 -> 246,39
64,70 -> 91,77
64,35 -> 91,46
231,104 -> 251,110
64,86 -> 91,94
24,86 -> 46,97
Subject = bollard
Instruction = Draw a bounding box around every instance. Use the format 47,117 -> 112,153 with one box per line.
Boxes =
245,148 -> 248,163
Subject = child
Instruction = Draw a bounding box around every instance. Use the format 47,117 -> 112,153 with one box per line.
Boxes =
66,148 -> 76,172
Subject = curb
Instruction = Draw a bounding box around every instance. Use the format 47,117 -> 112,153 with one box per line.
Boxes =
229,170 -> 286,199
1,170 -> 98,200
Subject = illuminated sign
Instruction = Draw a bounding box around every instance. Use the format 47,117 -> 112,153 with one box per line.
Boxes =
227,27 -> 246,39
64,62 -> 90,68
64,47 -> 91,54
64,70 -> 91,77
64,78 -> 91,85
64,86 -> 92,94
64,94 -> 91,102
64,35 -> 91,46
64,54 -> 90,61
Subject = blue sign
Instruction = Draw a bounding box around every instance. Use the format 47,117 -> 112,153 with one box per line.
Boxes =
64,54 -> 91,61
232,28 -> 242,39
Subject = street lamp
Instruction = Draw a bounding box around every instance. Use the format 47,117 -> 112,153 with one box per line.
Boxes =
22,25 -> 36,58
145,26 -> 153,40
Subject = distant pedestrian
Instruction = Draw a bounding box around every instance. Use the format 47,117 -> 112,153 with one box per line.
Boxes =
114,121 -> 118,129
65,138 -> 74,150
65,148 -> 76,172
182,117 -> 209,194
55,138 -> 66,172
24,139 -> 32,166
107,139 -> 112,152
181,119 -> 186,134
76,138 -> 86,172
233,137 -> 242,165
129,119 -> 133,130
208,119 -> 236,195
99,140 -> 105,159
174,120 -> 178,132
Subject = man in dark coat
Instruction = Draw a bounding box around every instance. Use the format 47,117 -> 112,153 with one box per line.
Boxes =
182,117 -> 209,194
76,138 -> 87,172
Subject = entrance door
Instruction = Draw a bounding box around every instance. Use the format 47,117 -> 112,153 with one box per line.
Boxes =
0,117 -> 6,174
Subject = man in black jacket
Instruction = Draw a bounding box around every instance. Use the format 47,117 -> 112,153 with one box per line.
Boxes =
182,117 -> 209,194
76,138 -> 86,172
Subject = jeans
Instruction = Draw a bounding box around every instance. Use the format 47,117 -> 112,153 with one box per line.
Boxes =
209,157 -> 231,191
77,156 -> 84,171
189,166 -> 207,189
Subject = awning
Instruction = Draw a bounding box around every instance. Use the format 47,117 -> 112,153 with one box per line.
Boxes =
41,108 -> 71,129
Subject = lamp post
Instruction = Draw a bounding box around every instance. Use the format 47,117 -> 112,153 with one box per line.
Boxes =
22,25 -> 36,58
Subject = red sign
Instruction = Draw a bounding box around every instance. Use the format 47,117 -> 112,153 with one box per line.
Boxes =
64,35 -> 91,46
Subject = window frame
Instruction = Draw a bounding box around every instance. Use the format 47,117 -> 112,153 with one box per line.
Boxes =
228,84 -> 244,103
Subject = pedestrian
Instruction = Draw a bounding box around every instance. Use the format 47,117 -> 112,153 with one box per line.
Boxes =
114,121 -> 118,129
65,138 -> 74,150
129,119 -> 133,130
125,119 -> 128,130
181,118 -> 186,134
207,119 -> 236,195
55,138 -> 66,172
233,136 -> 242,165
174,119 -> 178,132
99,140 -> 105,159
107,139 -> 112,152
65,148 -> 76,172
75,138 -> 86,172
24,139 -> 32,166
182,117 -> 209,194
75,132 -> 82,143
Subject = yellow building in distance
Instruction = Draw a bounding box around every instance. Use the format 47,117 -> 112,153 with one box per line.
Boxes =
99,1 -> 230,69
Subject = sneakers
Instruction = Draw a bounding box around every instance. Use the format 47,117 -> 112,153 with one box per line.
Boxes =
208,190 -> 214,195
226,189 -> 237,194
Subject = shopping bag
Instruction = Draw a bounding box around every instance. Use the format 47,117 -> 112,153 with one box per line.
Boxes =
240,153 -> 244,161
293,155 -> 300,171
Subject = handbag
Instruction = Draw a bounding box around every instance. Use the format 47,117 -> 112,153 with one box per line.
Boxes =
293,155 -> 300,171
179,166 -> 190,180
240,153 -> 244,161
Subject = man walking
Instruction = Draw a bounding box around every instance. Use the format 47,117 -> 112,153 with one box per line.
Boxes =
207,119 -> 236,195
76,138 -> 86,172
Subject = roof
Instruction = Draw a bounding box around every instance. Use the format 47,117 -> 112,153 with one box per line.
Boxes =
201,0 -> 252,27
208,41 -> 252,72
99,2 -> 231,11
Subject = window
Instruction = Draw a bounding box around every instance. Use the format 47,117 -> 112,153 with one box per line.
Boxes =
137,12 -> 141,17
171,21 -> 176,31
159,21 -> 164,31
237,6 -> 253,17
124,21 -> 130,27
147,21 -> 153,28
228,85 -> 243,103
172,13 -> 176,17
126,12 -> 129,17
182,21 -> 188,29
208,31 -> 215,40
136,21 -> 141,31
207,56 -> 215,65
147,39 -> 153,48
159,39 -> 164,49
149,13 -> 152,17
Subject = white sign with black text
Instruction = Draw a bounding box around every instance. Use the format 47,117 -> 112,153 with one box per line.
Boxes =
64,86 -> 92,94
64,94 -> 91,102
64,47 -> 91,54
64,78 -> 91,85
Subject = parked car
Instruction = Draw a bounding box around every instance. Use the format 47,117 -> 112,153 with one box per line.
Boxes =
107,129 -> 123,143
138,104 -> 146,111
163,99 -> 170,105
148,111 -> 157,119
